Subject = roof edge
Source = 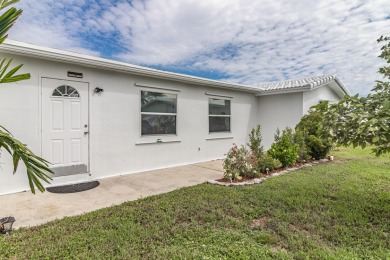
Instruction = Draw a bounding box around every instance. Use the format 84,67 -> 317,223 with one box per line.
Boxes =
332,76 -> 350,96
0,40 -> 259,93
256,75 -> 349,97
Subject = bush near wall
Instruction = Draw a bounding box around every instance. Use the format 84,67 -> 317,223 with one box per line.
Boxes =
223,125 -> 281,180
223,112 -> 333,180
295,104 -> 333,160
223,144 -> 258,180
267,128 -> 299,167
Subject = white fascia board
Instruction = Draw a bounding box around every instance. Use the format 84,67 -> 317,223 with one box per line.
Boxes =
328,81 -> 348,98
309,79 -> 348,98
309,76 -> 349,97
0,40 -> 259,94
333,77 -> 350,96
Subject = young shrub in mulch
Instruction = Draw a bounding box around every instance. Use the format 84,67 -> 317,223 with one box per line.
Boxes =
248,124 -> 264,158
223,144 -> 259,181
248,125 -> 282,174
255,154 -> 281,174
222,123 -> 331,183
267,128 -> 299,167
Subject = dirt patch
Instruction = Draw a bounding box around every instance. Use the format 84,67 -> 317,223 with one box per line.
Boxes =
332,158 -> 346,164
251,215 -> 269,229
271,245 -> 289,253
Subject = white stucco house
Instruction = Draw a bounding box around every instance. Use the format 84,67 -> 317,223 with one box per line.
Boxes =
0,40 -> 349,195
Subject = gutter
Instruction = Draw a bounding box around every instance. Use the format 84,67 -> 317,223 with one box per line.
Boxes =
0,40 -> 259,94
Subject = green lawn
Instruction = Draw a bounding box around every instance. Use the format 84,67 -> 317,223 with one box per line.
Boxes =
1,147 -> 389,259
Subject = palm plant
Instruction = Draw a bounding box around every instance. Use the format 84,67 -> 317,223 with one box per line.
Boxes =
0,0 -> 52,193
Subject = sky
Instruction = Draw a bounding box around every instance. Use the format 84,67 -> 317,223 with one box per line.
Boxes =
9,0 -> 390,96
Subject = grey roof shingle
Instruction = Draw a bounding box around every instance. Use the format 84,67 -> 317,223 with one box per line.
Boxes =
253,75 -> 349,95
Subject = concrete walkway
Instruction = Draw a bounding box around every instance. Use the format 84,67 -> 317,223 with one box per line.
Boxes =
0,160 -> 223,229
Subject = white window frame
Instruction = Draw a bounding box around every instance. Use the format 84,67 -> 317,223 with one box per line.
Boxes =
140,90 -> 178,136
208,97 -> 231,133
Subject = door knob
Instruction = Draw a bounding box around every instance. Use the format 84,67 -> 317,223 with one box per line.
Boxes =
84,131 -> 89,135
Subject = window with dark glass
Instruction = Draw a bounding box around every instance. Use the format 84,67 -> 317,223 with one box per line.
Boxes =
141,91 -> 177,135
209,98 -> 231,132
52,85 -> 80,98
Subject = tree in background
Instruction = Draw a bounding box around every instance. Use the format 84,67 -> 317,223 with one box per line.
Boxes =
0,0 -> 52,193
315,36 -> 390,156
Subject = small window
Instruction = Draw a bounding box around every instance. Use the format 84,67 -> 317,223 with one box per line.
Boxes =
52,85 -> 80,98
209,98 -> 231,132
141,91 -> 177,135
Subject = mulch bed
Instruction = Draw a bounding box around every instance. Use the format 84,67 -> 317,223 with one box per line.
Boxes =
216,177 -> 258,183
214,159 -> 331,184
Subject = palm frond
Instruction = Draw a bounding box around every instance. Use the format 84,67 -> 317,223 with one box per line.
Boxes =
0,58 -> 30,83
0,0 -> 50,193
0,0 -> 20,11
0,128 -> 53,193
0,6 -> 22,43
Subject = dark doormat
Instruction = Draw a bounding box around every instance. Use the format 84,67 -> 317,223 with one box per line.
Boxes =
47,181 -> 100,194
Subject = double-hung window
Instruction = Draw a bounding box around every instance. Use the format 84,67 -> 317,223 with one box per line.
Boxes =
209,98 -> 231,132
141,91 -> 177,135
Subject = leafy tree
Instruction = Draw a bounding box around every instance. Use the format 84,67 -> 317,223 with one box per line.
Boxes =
317,36 -> 390,156
0,0 -> 52,193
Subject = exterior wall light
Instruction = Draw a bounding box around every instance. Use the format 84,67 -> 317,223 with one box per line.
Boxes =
94,87 -> 104,93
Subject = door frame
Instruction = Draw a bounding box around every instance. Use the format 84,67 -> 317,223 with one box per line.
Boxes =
39,76 -> 91,175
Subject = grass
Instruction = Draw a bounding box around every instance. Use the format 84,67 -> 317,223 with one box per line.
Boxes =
1,147 -> 389,259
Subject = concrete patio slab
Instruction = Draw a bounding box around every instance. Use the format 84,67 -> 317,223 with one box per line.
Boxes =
0,160 -> 223,229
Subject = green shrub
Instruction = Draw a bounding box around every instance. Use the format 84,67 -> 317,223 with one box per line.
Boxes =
223,144 -> 259,180
247,124 -> 282,175
295,107 -> 333,159
307,135 -> 332,159
294,129 -> 311,162
248,124 -> 264,158
268,128 -> 299,167
255,154 -> 282,174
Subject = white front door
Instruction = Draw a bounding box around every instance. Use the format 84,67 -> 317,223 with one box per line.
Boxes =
41,78 -> 89,177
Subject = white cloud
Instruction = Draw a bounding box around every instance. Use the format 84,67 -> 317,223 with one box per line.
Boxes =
9,0 -> 102,56
7,0 -> 390,95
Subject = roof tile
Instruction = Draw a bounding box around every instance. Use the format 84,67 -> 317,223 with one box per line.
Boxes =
253,75 -> 349,95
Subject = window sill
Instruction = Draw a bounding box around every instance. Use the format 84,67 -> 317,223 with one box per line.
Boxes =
135,139 -> 181,145
206,136 -> 234,140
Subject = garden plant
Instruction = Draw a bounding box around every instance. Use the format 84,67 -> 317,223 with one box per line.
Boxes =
0,0 -> 52,193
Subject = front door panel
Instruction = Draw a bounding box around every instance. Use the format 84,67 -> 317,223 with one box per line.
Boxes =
41,78 -> 89,177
